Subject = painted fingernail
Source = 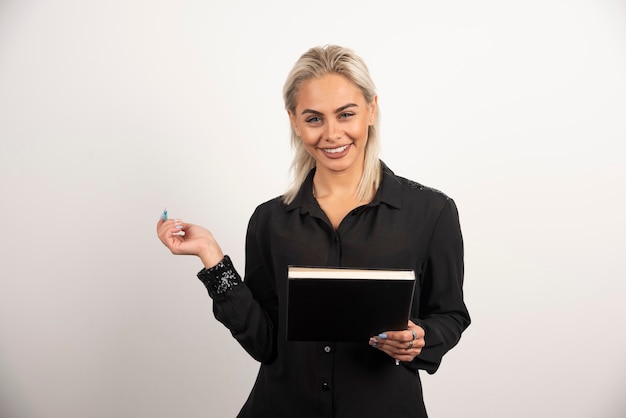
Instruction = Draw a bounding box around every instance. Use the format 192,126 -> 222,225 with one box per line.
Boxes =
378,333 -> 387,339
175,225 -> 184,229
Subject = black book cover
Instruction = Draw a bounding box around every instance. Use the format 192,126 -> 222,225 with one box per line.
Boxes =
286,266 -> 416,342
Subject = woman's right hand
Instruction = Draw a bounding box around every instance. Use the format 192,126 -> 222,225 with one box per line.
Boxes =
156,217 -> 224,269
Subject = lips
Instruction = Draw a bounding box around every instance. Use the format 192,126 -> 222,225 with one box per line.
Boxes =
321,144 -> 350,154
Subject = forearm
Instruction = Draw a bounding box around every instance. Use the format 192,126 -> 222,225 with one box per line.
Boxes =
197,255 -> 278,363
410,310 -> 470,374
409,198 -> 470,373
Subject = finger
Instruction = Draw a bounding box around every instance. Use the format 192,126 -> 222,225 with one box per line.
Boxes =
374,342 -> 422,363
157,219 -> 176,237
374,332 -> 425,355
171,219 -> 186,236
157,216 -> 167,230
408,321 -> 426,339
157,220 -> 186,247
370,333 -> 406,353
378,330 -> 414,344
392,339 -> 424,356
157,220 -> 172,241
368,337 -> 380,348
161,219 -> 185,233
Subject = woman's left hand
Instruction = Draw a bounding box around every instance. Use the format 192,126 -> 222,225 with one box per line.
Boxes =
369,320 -> 425,363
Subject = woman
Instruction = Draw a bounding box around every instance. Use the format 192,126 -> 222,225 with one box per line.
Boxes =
157,45 -> 470,417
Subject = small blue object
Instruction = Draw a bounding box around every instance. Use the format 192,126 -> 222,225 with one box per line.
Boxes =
378,333 -> 388,339
162,208 -> 168,221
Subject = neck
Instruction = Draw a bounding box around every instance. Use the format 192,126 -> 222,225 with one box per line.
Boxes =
313,166 -> 363,200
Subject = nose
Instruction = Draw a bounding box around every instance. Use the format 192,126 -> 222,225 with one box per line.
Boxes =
323,119 -> 342,142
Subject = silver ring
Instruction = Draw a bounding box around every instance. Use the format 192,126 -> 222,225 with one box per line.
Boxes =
406,340 -> 413,350
410,329 -> 418,340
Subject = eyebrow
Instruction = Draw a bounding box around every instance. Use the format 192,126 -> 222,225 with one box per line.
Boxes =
300,103 -> 359,116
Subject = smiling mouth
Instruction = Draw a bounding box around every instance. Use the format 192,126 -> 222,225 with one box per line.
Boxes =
321,144 -> 350,154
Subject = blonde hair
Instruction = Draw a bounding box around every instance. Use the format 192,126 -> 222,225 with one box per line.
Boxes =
282,45 -> 381,204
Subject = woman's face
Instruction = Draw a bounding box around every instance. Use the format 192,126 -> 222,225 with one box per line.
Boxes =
289,73 -> 377,176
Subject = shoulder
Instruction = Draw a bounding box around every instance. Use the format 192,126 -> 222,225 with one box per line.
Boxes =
381,163 -> 453,210
398,174 -> 450,201
243,196 -> 286,235
384,170 -> 462,233
250,195 -> 288,220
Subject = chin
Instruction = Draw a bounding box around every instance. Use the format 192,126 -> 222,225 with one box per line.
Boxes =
322,159 -> 359,173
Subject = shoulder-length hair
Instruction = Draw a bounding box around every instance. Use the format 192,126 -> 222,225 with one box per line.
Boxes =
282,45 -> 382,204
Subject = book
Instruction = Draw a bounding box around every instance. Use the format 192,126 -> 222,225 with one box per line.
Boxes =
286,266 -> 416,342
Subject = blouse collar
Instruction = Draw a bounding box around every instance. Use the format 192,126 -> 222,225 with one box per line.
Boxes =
285,161 -> 403,214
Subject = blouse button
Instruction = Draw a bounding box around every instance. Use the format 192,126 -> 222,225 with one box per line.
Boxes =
324,345 -> 331,353
321,382 -> 330,391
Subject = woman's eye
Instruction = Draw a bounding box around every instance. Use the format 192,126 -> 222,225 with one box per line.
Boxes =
306,116 -> 321,123
339,112 -> 354,119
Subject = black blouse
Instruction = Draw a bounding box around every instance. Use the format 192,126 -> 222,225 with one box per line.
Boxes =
197,162 -> 470,418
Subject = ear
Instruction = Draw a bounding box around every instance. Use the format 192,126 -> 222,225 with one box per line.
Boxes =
369,96 -> 378,125
288,110 -> 300,135
288,110 -> 296,128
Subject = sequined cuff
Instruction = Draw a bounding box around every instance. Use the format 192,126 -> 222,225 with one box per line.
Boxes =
197,255 -> 242,298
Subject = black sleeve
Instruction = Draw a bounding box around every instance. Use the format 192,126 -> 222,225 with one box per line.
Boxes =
410,198 -> 471,374
197,209 -> 279,363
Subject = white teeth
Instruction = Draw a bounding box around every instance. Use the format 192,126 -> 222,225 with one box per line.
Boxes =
323,145 -> 349,154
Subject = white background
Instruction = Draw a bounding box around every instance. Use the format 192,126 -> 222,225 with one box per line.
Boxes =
1,1 -> 625,417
